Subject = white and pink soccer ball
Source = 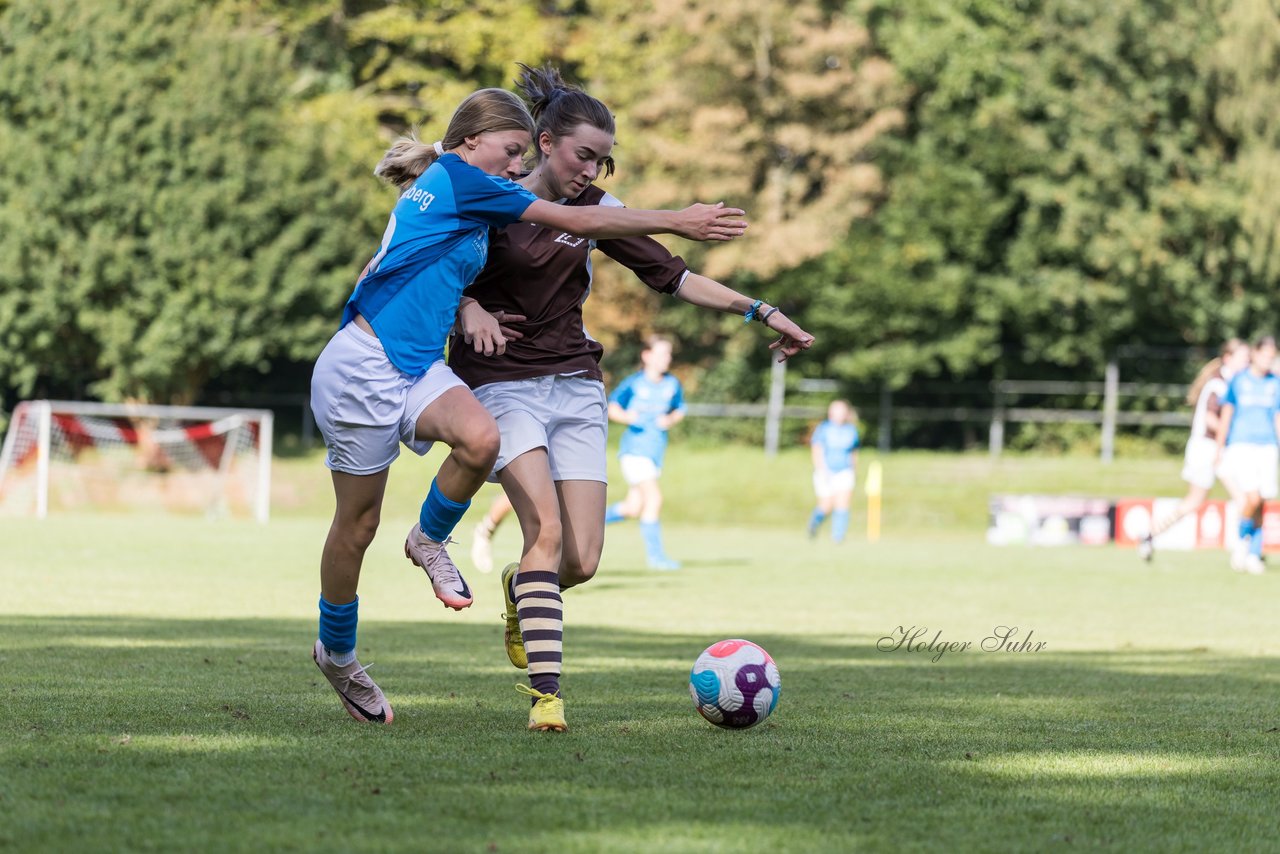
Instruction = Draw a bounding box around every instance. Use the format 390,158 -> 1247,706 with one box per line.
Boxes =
689,639 -> 781,729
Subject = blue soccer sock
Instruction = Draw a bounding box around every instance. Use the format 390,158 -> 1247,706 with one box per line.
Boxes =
604,502 -> 626,524
832,509 -> 850,543
1239,518 -> 1256,545
1249,521 -> 1265,558
419,478 -> 470,542
319,595 -> 358,664
808,509 -> 826,535
640,520 -> 669,560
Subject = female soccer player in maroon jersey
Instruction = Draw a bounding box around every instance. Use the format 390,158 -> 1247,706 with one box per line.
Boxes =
448,64 -> 814,732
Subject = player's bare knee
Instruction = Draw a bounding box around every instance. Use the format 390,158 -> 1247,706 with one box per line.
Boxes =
455,423 -> 500,472
341,512 -> 380,553
560,556 -> 598,588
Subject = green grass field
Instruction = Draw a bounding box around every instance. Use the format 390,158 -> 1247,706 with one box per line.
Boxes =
2,447 -> 1277,852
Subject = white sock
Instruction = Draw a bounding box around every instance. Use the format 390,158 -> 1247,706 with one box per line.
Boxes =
328,648 -> 357,666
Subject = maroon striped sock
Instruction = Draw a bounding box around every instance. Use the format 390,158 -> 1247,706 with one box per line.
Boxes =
514,569 -> 562,699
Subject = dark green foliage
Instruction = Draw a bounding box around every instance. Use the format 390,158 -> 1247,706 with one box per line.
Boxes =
810,0 -> 1274,392
0,0 -> 374,403
2,0 -> 1276,430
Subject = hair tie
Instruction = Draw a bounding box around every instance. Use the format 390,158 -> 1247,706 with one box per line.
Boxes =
432,140 -> 444,156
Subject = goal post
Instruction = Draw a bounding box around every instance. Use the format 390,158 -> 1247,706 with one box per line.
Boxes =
0,400 -> 273,522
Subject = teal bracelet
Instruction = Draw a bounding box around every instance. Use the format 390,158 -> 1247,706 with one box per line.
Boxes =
744,299 -> 763,323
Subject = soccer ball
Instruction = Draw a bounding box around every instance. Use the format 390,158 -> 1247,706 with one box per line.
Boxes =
689,639 -> 781,729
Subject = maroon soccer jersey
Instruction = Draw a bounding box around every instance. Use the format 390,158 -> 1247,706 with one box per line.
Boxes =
449,185 -> 688,388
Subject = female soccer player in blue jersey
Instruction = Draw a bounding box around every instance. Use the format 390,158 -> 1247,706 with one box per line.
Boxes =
448,65 -> 813,732
1215,335 -> 1280,575
808,399 -> 860,543
605,336 -> 687,570
308,86 -> 749,725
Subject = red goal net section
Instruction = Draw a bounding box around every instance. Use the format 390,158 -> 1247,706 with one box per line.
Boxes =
0,401 -> 272,522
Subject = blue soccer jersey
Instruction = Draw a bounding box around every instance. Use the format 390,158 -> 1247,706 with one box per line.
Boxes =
812,420 -> 859,472
1223,370 -> 1280,446
610,371 -> 686,467
341,154 -> 538,375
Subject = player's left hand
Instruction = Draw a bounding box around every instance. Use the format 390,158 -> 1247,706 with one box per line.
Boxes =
763,310 -> 815,361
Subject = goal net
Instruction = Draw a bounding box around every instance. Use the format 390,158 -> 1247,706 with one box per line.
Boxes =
0,401 -> 272,522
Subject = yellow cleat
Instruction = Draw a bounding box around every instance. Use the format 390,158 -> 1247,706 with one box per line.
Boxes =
516,683 -> 567,732
500,562 -> 527,669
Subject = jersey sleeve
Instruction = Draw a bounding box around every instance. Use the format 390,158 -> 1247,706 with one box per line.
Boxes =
449,163 -> 538,227
669,380 -> 686,414
811,423 -> 826,447
851,428 -> 861,450
592,192 -> 689,294
1222,377 -> 1239,408
610,375 -> 636,408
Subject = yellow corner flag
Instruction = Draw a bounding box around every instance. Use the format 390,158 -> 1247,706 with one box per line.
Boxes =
865,460 -> 882,543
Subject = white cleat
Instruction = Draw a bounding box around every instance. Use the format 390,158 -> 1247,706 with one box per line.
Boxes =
471,521 -> 495,574
405,525 -> 474,610
313,640 -> 393,724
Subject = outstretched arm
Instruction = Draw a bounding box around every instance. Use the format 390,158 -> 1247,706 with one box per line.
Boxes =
521,199 -> 747,242
675,273 -> 815,361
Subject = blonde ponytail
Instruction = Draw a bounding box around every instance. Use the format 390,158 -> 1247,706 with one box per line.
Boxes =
373,87 -> 534,191
374,135 -> 439,192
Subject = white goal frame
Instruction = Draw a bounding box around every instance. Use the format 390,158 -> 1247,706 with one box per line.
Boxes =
0,400 -> 273,522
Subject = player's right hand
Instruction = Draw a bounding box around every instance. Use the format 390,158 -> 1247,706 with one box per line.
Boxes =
458,300 -> 525,357
675,202 -> 748,242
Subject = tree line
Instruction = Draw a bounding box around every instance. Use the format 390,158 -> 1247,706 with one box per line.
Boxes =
1,0 -> 1276,438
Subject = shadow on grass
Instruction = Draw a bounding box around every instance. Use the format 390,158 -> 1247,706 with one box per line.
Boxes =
1,615 -> 1278,852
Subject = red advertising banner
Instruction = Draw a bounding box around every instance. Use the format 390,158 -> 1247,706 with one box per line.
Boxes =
1114,498 -> 1280,552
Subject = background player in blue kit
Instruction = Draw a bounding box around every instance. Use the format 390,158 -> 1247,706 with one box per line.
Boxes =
606,336 -> 687,570
808,399 -> 860,543
1215,335 -> 1280,575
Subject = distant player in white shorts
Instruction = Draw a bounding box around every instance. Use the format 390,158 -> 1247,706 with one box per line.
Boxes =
1215,335 -> 1280,574
808,400 -> 860,543
605,336 -> 687,570
1137,339 -> 1249,561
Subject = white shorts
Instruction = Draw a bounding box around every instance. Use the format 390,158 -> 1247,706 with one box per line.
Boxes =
619,454 -> 661,485
1222,442 -> 1279,499
1180,436 -> 1220,490
814,468 -> 856,498
473,375 -> 608,483
310,323 -> 466,475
